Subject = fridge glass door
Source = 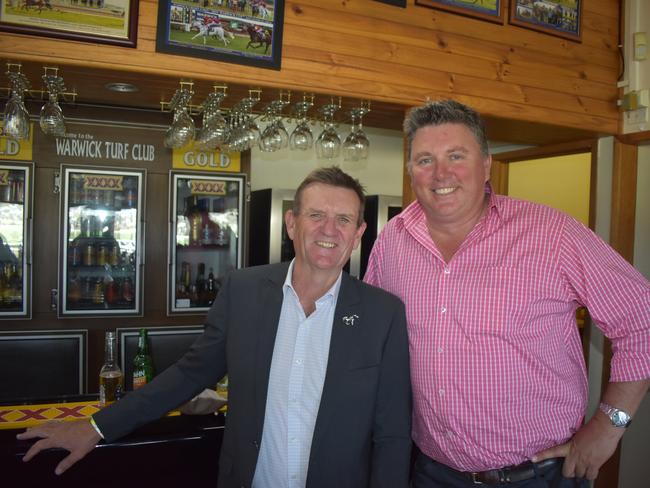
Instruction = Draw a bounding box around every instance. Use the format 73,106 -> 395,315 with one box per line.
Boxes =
0,162 -> 32,318
61,166 -> 145,316
169,172 -> 245,314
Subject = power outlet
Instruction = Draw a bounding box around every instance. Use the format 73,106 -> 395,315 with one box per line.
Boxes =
625,108 -> 649,125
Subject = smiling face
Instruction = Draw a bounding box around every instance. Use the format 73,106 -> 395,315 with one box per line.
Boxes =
285,182 -> 366,277
409,123 -> 491,229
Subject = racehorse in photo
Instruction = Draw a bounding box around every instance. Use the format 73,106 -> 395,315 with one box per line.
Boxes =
21,0 -> 52,12
245,24 -> 272,54
190,20 -> 234,46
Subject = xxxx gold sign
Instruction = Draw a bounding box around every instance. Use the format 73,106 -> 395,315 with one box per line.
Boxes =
172,141 -> 240,172
190,180 -> 227,196
83,175 -> 123,191
0,123 -> 33,161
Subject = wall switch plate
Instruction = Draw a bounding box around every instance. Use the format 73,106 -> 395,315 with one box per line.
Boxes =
633,32 -> 647,61
625,108 -> 649,125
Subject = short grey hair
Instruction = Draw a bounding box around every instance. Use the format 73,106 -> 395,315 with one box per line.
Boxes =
404,99 -> 489,162
293,166 -> 366,227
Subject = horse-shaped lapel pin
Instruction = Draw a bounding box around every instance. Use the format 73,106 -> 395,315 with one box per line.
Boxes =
342,314 -> 359,326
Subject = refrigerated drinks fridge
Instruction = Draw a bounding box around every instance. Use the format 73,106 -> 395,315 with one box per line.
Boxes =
168,171 -> 246,315
59,165 -> 146,316
0,162 -> 32,319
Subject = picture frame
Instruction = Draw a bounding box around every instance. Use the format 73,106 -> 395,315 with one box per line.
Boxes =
415,0 -> 505,24
156,0 -> 285,71
374,0 -> 407,7
509,0 -> 582,42
0,0 -> 139,48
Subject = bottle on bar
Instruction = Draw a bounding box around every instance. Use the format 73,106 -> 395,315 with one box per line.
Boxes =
188,196 -> 203,246
99,331 -> 123,407
132,328 -> 154,390
196,262 -> 206,305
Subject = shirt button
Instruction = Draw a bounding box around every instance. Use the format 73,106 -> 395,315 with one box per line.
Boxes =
446,430 -> 453,437
444,268 -> 450,275
441,307 -> 447,313
437,347 -> 443,353
295,359 -> 302,365
438,388 -> 445,396
290,437 -> 297,442
291,475 -> 298,480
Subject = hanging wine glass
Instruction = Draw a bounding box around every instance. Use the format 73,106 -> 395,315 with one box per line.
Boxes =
290,120 -> 314,151
3,71 -> 31,141
343,113 -> 360,161
316,124 -> 341,159
40,73 -> 67,136
258,95 -> 289,153
164,107 -> 195,149
343,104 -> 371,161
222,89 -> 260,152
244,117 -> 261,149
353,126 -> 370,160
163,83 -> 195,149
275,119 -> 289,148
289,94 -> 314,151
353,102 -> 370,160
260,122 -> 283,152
315,97 -> 341,160
196,88 -> 229,150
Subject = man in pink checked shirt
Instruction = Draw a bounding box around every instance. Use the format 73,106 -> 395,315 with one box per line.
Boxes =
364,99 -> 650,487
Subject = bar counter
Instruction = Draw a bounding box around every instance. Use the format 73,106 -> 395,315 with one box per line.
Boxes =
0,395 -> 225,487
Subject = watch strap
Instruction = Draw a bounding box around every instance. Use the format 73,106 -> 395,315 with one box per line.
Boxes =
599,402 -> 632,428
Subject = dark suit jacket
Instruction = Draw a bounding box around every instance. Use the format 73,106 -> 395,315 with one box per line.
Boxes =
94,262 -> 412,488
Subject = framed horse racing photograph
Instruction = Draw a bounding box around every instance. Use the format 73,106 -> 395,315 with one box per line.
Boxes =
509,0 -> 582,42
156,0 -> 285,70
415,0 -> 505,24
0,0 -> 139,47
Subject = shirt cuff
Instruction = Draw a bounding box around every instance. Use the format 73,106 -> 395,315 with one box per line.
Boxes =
89,415 -> 105,439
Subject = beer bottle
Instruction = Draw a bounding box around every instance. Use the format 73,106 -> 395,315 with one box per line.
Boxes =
196,262 -> 206,304
132,328 -> 154,390
99,331 -> 123,407
0,263 -> 8,306
206,267 -> 217,305
185,195 -> 203,246
216,374 -> 228,399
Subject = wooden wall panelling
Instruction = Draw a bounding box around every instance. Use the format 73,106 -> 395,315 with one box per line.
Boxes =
609,140 -> 638,263
0,0 -> 620,136
620,131 -> 650,146
489,159 -> 509,196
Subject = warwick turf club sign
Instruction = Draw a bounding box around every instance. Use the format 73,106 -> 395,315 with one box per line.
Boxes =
33,122 -> 240,172
33,122 -> 163,166
53,133 -> 155,162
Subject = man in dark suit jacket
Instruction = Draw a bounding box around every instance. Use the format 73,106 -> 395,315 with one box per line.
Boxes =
18,167 -> 412,488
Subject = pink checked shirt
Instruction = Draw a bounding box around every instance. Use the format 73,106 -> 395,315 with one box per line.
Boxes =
364,188 -> 650,472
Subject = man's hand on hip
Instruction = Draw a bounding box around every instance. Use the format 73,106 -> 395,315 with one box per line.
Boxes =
531,412 -> 624,481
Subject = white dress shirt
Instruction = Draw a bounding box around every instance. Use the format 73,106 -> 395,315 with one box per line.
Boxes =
252,260 -> 341,488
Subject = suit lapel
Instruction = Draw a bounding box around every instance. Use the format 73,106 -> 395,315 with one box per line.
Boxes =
308,273 -> 363,462
253,263 -> 288,436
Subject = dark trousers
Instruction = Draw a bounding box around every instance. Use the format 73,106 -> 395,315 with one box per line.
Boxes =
412,450 -> 590,488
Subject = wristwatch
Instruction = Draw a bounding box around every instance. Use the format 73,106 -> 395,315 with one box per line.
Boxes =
599,402 -> 632,428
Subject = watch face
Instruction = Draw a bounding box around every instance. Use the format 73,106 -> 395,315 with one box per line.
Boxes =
612,409 -> 631,427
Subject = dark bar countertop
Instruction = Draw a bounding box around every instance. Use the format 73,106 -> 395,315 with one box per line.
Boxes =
0,395 -> 225,488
